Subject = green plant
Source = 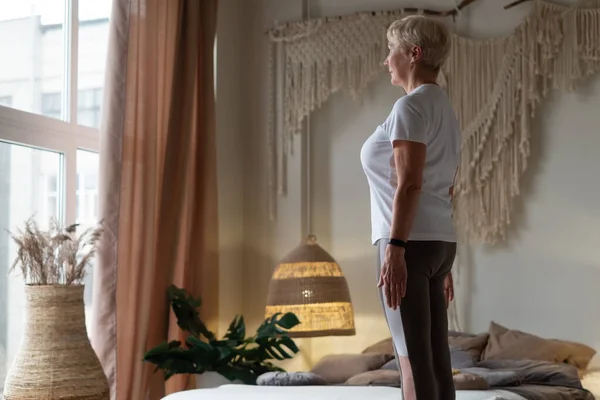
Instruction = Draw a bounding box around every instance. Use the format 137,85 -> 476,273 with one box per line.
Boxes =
143,285 -> 301,385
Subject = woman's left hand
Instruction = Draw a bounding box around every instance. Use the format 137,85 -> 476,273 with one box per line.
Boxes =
377,245 -> 407,310
444,271 -> 454,309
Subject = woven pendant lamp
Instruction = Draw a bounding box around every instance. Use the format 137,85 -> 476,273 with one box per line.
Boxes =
265,0 -> 354,338
265,235 -> 355,337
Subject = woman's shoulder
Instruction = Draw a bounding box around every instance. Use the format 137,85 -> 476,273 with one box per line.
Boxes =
390,93 -> 427,120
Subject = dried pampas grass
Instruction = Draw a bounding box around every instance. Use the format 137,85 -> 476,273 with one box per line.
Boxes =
7,216 -> 103,285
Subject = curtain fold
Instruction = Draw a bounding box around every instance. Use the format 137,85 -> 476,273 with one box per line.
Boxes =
91,0 -> 219,399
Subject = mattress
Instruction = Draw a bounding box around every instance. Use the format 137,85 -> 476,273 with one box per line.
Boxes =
162,385 -> 528,400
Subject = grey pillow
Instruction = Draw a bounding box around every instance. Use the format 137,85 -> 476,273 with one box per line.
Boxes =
378,347 -> 476,372
381,358 -> 399,371
310,353 -> 394,384
450,346 -> 477,369
257,371 -> 327,386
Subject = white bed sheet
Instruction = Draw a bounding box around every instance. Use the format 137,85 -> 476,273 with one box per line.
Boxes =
163,385 -> 527,400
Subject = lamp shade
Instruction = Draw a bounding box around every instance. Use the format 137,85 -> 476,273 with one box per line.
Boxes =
265,235 -> 355,337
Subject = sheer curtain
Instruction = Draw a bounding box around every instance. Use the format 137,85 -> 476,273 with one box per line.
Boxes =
90,1 -> 219,399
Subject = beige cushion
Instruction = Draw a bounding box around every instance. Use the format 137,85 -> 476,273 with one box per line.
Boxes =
362,337 -> 394,355
362,332 -> 489,363
345,370 -> 401,386
550,339 -> 597,370
310,353 -> 394,384
482,321 -> 596,369
453,373 -> 489,390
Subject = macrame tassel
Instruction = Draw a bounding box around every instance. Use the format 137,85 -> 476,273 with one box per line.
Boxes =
266,0 -> 600,331
269,0 -> 600,242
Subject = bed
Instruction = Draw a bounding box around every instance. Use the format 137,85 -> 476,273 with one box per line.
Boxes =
163,385 -> 528,400
162,321 -> 597,400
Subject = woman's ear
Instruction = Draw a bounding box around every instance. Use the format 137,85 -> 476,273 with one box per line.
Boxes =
411,45 -> 423,63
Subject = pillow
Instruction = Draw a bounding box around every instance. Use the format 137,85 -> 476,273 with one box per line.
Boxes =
345,370 -> 401,387
257,371 -> 327,386
378,348 -> 476,371
453,373 -> 489,390
363,331 -> 489,360
549,339 -> 597,371
381,358 -> 399,371
585,352 -> 600,373
482,321 -> 596,369
362,338 -> 394,355
310,353 -> 394,384
450,346 -> 477,369
448,332 -> 489,362
449,330 -> 476,338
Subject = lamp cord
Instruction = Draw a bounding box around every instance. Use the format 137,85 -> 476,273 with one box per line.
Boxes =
302,0 -> 313,241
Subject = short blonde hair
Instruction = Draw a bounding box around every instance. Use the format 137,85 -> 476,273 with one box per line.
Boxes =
387,15 -> 451,71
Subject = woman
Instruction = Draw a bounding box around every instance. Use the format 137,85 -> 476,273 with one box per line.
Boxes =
360,15 -> 461,400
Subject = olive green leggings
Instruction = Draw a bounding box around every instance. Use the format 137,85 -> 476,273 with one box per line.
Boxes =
376,240 -> 456,400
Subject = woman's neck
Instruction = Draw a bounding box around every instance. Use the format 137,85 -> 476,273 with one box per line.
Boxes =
404,68 -> 439,94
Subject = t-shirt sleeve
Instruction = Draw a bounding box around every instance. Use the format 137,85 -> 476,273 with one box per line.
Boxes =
386,97 -> 428,144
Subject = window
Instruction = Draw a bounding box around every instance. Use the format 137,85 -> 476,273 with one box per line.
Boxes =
0,0 -> 110,393
78,88 -> 103,128
41,92 -> 62,120
42,89 -> 102,127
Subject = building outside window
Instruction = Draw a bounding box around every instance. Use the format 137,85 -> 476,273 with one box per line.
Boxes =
42,89 -> 102,128
0,0 -> 111,392
78,88 -> 102,129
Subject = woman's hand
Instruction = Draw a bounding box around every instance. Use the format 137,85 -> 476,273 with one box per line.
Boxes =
444,271 -> 454,309
377,245 -> 407,310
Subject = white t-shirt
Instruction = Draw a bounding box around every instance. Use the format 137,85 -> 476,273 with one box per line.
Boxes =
360,84 -> 461,245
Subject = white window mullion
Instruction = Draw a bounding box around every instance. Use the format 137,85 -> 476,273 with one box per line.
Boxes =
65,143 -> 78,226
64,0 -> 79,124
64,0 -> 80,227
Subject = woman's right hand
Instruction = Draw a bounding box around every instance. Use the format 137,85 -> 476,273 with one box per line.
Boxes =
378,245 -> 407,310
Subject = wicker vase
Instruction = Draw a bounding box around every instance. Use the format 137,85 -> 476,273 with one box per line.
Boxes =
3,285 -> 110,400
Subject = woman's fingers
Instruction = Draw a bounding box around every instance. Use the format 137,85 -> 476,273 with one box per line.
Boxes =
384,277 -> 392,308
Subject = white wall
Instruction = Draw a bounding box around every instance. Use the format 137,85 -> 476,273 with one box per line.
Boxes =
464,75 -> 600,349
237,0 -> 600,371
215,0 -> 253,336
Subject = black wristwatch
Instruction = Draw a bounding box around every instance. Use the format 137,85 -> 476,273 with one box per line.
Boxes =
388,238 -> 407,248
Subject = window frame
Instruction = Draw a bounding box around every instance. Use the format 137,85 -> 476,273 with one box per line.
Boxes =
0,0 -> 101,227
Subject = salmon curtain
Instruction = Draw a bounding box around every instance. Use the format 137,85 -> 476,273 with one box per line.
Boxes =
90,0 -> 219,399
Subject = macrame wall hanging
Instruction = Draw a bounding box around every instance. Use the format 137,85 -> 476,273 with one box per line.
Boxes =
266,0 -> 600,245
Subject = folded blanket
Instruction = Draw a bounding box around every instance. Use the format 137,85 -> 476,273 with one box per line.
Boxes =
476,359 -> 595,400
459,367 -> 523,387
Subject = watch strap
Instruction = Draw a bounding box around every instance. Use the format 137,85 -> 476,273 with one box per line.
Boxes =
388,238 -> 407,248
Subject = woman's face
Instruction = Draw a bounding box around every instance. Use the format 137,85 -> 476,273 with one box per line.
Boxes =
384,39 -> 412,87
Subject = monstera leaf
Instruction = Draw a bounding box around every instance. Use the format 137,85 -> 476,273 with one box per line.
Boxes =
223,314 -> 246,343
144,286 -> 301,385
256,312 -> 300,339
166,285 -> 215,341
143,340 -> 198,380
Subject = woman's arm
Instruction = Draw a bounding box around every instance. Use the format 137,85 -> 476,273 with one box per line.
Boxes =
389,140 -> 427,241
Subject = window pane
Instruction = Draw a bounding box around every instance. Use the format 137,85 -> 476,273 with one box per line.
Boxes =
0,141 -> 63,391
77,1 -> 111,129
0,0 -> 66,119
76,149 -> 99,329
